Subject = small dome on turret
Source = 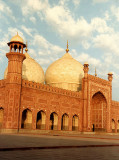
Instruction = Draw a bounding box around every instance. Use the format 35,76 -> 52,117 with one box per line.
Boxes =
10,32 -> 24,43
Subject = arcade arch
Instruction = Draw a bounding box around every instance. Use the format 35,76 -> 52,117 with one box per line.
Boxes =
72,115 -> 78,131
61,113 -> 69,130
36,111 -> 46,129
117,120 -> 119,132
21,109 -> 32,129
112,119 -> 115,133
50,112 -> 58,130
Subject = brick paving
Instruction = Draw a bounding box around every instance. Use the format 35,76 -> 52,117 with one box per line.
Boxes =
0,134 -> 119,160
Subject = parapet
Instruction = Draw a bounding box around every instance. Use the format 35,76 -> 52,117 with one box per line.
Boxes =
112,100 -> 119,107
0,79 -> 6,87
88,74 -> 110,86
22,79 -> 82,98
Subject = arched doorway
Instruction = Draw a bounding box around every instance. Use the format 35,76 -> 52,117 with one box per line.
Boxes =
0,107 -> 4,128
91,92 -> 107,132
50,112 -> 58,130
61,113 -> 69,130
117,120 -> 119,133
21,109 -> 32,129
72,115 -> 78,131
112,119 -> 115,133
36,111 -> 46,129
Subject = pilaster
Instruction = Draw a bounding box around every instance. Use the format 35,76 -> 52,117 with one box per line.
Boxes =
82,62 -> 89,132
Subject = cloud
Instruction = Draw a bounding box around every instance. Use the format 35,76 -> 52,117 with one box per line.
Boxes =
59,0 -> 80,7
45,6 -> 92,40
73,0 -> 80,7
93,0 -> 109,3
8,27 -> 25,41
33,34 -> 64,55
81,41 -> 91,49
111,5 -> 119,21
91,17 -> 114,33
21,0 -> 49,16
93,33 -> 119,55
30,16 -> 36,23
76,53 -> 101,67
21,25 -> 33,37
0,0 -> 16,21
20,0 -> 91,42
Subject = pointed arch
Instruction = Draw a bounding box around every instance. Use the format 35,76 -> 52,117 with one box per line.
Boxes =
61,113 -> 69,130
21,108 -> 32,129
91,91 -> 107,132
92,91 -> 107,103
72,114 -> 79,131
36,110 -> 46,129
0,107 -> 4,128
50,112 -> 58,130
92,90 -> 107,103
117,120 -> 119,133
112,119 -> 115,133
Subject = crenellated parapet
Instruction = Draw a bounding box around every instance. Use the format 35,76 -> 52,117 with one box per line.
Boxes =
88,74 -> 110,86
112,100 -> 119,107
22,79 -> 82,98
0,79 -> 6,88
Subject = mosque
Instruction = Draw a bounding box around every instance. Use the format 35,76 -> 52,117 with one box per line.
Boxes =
0,33 -> 119,134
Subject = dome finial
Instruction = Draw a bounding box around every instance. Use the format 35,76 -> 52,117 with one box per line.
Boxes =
66,40 -> 69,53
25,41 -> 28,52
95,67 -> 97,77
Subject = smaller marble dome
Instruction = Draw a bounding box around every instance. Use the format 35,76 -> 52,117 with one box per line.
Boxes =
10,33 -> 24,43
45,43 -> 84,91
4,51 -> 45,84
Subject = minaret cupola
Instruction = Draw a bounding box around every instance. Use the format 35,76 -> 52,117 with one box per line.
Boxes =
7,32 -> 26,54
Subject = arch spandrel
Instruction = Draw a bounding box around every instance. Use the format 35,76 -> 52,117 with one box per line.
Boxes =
21,107 -> 32,112
37,109 -> 46,114
91,89 -> 108,104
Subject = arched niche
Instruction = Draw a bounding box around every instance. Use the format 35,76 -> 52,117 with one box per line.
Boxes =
91,92 -> 107,132
36,110 -> 46,129
61,113 -> 69,131
50,112 -> 58,130
72,115 -> 78,131
21,109 -> 32,129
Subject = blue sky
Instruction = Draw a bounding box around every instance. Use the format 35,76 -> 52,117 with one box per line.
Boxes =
0,0 -> 119,100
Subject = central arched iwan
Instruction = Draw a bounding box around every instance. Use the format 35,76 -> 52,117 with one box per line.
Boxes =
91,92 -> 107,132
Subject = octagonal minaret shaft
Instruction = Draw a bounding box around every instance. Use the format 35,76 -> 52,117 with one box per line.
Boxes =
4,33 -> 26,130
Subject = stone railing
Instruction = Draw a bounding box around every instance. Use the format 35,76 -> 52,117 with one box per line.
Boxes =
22,79 -> 82,98
88,74 -> 110,86
0,79 -> 6,87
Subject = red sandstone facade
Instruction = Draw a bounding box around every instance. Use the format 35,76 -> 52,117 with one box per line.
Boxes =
0,38 -> 118,134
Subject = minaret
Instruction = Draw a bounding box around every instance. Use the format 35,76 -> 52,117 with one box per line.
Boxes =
4,33 -> 26,130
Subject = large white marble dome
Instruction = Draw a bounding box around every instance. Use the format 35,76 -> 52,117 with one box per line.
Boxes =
4,52 -> 45,84
45,51 -> 84,91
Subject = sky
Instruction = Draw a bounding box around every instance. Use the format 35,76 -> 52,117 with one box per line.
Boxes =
0,0 -> 119,100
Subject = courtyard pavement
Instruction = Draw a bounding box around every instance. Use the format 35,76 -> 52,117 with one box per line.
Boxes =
0,133 -> 119,159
